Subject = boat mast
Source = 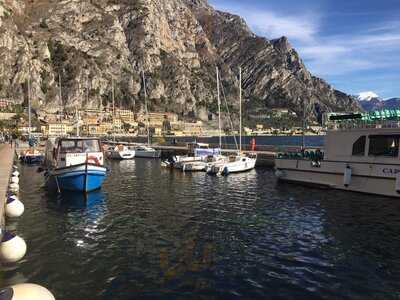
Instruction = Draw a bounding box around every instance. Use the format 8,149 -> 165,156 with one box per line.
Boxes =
76,106 -> 80,137
142,69 -> 150,146
302,98 -> 306,150
27,73 -> 32,140
216,67 -> 222,150
112,77 -> 115,142
59,73 -> 62,114
239,67 -> 242,153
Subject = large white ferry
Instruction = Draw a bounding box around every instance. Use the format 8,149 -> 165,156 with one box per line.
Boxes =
275,112 -> 400,197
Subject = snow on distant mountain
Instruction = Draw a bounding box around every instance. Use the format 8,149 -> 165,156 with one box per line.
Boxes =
359,94 -> 400,112
357,91 -> 379,101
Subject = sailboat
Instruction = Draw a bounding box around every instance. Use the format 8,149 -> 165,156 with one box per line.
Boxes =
20,73 -> 45,164
207,67 -> 257,175
134,69 -> 161,158
106,78 -> 136,160
179,67 -> 225,171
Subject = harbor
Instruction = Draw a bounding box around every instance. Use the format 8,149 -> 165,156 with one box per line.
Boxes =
1,158 -> 400,299
0,0 -> 399,298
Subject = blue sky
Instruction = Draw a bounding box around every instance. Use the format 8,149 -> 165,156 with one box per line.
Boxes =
209,0 -> 400,99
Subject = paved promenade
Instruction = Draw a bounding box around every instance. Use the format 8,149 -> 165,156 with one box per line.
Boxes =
0,144 -> 15,231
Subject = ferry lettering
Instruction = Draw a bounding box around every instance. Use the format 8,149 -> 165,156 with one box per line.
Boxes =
383,168 -> 400,174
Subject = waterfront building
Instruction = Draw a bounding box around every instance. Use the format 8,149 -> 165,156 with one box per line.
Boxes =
45,122 -> 74,137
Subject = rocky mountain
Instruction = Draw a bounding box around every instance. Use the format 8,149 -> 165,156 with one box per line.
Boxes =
0,0 -> 359,124
359,97 -> 400,112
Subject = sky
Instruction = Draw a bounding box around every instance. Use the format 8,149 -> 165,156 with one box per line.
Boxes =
209,0 -> 400,99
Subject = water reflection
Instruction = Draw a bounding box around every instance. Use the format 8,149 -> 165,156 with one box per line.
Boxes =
3,162 -> 400,300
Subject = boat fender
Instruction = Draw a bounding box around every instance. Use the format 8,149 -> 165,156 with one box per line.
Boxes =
5,197 -> 24,218
0,284 -> 55,300
86,156 -> 100,166
275,169 -> 284,178
9,183 -> 19,192
10,177 -> 19,184
222,166 -> 229,176
0,232 -> 27,263
343,165 -> 352,187
395,172 -> 400,194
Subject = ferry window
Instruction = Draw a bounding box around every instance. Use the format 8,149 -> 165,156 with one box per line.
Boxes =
352,136 -> 366,156
368,135 -> 399,157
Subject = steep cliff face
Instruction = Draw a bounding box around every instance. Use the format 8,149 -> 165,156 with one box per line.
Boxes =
0,0 -> 359,122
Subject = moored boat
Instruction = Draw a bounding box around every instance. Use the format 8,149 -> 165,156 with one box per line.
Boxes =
44,137 -> 107,193
20,148 -> 44,164
107,145 -> 136,160
275,112 -> 400,197
134,145 -> 161,158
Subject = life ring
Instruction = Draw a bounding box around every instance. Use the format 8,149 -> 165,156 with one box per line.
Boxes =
86,156 -> 101,165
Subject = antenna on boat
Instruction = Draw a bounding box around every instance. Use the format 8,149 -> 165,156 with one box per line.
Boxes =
239,67 -> 242,153
216,67 -> 222,150
142,68 -> 150,146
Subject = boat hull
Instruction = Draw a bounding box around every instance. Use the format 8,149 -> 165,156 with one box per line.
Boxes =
134,150 -> 161,158
20,155 -> 44,164
107,150 -> 135,160
46,164 -> 107,193
275,158 -> 400,197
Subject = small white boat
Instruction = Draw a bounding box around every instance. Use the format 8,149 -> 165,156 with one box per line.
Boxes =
107,145 -> 136,160
134,145 -> 161,158
207,153 -> 257,175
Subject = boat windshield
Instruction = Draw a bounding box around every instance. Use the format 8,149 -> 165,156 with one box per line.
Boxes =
59,139 -> 101,153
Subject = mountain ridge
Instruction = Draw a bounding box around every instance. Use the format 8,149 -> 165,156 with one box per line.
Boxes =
0,0 -> 360,124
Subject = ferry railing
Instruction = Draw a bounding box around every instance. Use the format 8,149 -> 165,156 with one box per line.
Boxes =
327,120 -> 400,131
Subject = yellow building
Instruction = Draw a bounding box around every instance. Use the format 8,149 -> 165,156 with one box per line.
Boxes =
116,109 -> 135,122
46,122 -> 73,136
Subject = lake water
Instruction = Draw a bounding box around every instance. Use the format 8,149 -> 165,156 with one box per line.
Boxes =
2,160 -> 400,299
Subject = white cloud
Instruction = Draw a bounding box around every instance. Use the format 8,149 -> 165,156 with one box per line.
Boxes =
245,11 -> 318,43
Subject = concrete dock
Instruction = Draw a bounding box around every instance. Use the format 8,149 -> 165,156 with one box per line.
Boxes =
104,141 -> 286,166
0,144 -> 15,235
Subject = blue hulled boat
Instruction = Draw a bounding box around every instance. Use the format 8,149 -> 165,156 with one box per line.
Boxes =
44,137 -> 107,193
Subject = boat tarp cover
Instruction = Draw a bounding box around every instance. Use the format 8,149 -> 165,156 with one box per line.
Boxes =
195,148 -> 221,157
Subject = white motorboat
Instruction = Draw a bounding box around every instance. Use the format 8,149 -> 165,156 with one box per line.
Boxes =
134,145 -> 161,158
107,145 -> 136,160
275,111 -> 400,197
207,153 -> 257,175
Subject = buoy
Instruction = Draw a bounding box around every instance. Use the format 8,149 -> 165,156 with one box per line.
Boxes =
0,232 -> 27,263
5,197 -> 24,218
343,165 -> 352,187
12,171 -> 19,177
0,284 -> 55,300
9,183 -> 19,192
10,177 -> 19,184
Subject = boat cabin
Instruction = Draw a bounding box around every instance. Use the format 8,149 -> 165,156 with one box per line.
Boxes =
49,137 -> 104,168
325,128 -> 400,163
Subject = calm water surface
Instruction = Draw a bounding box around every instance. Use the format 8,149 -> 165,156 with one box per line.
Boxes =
2,160 -> 400,300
